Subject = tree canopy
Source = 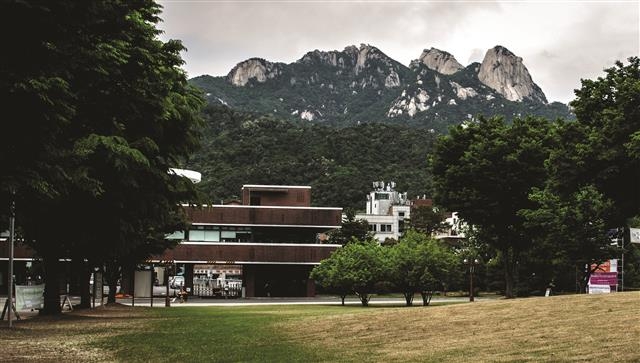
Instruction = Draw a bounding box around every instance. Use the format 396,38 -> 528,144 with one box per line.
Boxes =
407,206 -> 450,236
188,105 -> 437,210
387,231 -> 459,306
547,57 -> 640,227
1,0 -> 204,313
326,209 -> 370,245
518,57 -> 640,293
431,116 -> 556,298
311,238 -> 388,306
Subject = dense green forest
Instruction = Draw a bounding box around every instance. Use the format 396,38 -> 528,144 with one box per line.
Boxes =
186,105 -> 437,209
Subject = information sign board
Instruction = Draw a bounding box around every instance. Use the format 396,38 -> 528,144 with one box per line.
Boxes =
589,272 -> 618,285
15,284 -> 44,310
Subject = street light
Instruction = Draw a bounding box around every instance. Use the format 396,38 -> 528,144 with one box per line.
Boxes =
463,258 -> 479,302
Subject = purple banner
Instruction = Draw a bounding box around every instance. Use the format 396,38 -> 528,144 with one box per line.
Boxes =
589,272 -> 618,285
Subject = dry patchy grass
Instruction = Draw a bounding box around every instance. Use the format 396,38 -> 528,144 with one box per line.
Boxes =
0,304 -> 152,362
1,293 -> 639,362
281,292 -> 640,362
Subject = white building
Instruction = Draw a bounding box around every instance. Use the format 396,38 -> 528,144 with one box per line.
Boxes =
434,211 -> 467,243
355,181 -> 411,242
353,181 -> 467,244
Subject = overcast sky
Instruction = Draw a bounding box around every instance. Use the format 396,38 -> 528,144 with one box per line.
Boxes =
158,0 -> 639,104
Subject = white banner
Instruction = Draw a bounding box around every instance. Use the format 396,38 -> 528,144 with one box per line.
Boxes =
15,284 -> 44,310
588,284 -> 611,294
630,228 -> 640,244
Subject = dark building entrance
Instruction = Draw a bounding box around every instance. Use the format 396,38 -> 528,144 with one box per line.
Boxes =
244,264 -> 314,297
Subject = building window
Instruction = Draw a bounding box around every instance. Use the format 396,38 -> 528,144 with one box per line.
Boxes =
188,226 -> 252,242
398,212 -> 405,218
189,230 -> 220,242
221,231 -> 236,240
188,225 -> 221,242
375,193 -> 390,200
368,224 -> 377,232
380,224 -> 392,232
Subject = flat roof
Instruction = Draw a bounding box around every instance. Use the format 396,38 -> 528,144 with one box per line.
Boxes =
182,204 -> 341,211
242,185 -> 311,189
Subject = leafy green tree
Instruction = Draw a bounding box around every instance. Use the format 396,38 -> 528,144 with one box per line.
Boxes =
407,206 -> 450,235
342,240 -> 388,306
1,1 -> 203,313
521,186 -> 618,293
524,58 -> 640,293
431,116 -> 555,298
311,238 -> 387,306
548,57 -> 640,227
309,250 -> 352,305
327,209 -> 370,245
387,231 -> 458,306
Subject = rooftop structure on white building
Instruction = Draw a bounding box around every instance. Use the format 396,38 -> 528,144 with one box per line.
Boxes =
354,181 -> 467,244
355,181 -> 411,242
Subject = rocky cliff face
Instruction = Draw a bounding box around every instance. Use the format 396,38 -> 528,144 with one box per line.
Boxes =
299,49 -> 353,68
415,48 -> 464,75
478,46 -> 547,103
192,43 -> 571,130
298,44 -> 403,88
227,58 -> 284,86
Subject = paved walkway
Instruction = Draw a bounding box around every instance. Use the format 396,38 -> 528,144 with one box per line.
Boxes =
1,295 -> 493,320
115,295 -> 486,307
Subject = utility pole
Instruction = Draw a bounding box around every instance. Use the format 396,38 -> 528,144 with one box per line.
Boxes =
620,227 -> 625,292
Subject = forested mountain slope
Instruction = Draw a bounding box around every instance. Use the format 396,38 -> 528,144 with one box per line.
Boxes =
187,105 -> 437,209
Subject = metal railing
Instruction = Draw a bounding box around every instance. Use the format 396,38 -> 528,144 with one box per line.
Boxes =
193,285 -> 242,298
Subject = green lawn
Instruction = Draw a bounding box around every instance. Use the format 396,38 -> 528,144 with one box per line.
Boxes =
3,293 -> 639,362
97,293 -> 640,362
98,305 -> 366,362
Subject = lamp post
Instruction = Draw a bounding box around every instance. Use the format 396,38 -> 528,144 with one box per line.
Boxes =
463,258 -> 479,302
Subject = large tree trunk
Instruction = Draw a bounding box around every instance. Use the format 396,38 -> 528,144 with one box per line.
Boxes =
503,247 -> 517,299
104,261 -> 121,304
356,292 -> 370,307
403,291 -> 414,306
40,256 -> 62,315
421,290 -> 434,306
578,264 -> 590,293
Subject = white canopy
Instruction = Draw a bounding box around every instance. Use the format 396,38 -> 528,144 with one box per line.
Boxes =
168,168 -> 201,183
